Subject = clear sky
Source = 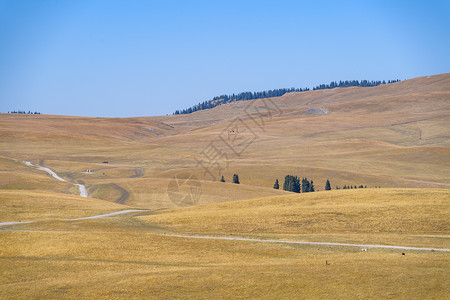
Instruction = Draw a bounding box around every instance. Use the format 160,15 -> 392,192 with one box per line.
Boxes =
1,0 -> 449,117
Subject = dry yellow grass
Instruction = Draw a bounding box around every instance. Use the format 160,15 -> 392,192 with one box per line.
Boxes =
0,74 -> 449,298
0,190 -> 129,222
0,189 -> 449,299
1,230 -> 448,299
0,74 -> 449,210
0,157 -> 74,194
142,188 -> 450,248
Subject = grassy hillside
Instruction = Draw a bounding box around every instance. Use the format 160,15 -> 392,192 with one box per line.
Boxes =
1,189 -> 448,299
0,190 -> 130,222
0,73 -> 449,297
1,74 -> 449,210
142,188 -> 450,248
142,189 -> 449,234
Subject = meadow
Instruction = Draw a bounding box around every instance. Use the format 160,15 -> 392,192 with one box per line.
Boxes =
0,73 -> 449,298
1,188 -> 448,299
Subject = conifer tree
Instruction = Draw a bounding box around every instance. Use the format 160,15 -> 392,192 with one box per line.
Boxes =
274,179 -> 279,189
325,179 -> 331,191
301,178 -> 310,193
220,175 -> 225,182
232,174 -> 240,184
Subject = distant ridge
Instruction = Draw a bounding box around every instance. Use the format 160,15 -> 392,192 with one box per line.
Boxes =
173,79 -> 401,115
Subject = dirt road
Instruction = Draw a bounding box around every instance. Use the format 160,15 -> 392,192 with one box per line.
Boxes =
164,234 -> 450,252
24,161 -> 89,197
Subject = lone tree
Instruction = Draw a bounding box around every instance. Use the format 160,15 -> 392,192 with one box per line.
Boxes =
325,179 -> 331,190
232,174 -> 240,184
220,175 -> 225,182
273,179 -> 279,189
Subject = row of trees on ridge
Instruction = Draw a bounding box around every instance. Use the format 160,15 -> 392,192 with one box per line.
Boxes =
7,111 -> 41,114
221,174 -> 375,191
173,79 -> 401,115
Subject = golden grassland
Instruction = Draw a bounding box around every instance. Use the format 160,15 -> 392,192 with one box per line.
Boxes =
0,189 -> 449,299
142,188 -> 450,247
0,73 -> 449,298
0,190 -> 129,222
0,74 -> 449,209
0,157 -> 74,194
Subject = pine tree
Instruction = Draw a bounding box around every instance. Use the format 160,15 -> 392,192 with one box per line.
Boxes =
232,174 -> 240,184
302,178 -> 310,193
310,180 -> 315,192
292,176 -> 300,193
283,175 -> 290,191
325,179 -> 331,191
273,179 -> 279,189
220,175 -> 225,182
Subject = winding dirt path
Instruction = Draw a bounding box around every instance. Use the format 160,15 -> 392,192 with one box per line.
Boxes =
110,183 -> 129,204
25,161 -> 67,182
24,161 -> 89,197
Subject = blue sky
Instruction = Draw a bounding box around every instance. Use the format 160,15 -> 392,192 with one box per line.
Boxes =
0,0 -> 449,117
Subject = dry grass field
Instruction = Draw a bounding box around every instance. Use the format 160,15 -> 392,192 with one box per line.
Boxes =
0,73 -> 449,298
142,188 -> 450,248
1,189 -> 449,299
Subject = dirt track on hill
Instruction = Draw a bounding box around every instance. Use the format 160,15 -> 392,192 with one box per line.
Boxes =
24,161 -> 89,198
164,234 -> 450,252
111,183 -> 130,204
0,210 -> 146,226
130,167 -> 144,178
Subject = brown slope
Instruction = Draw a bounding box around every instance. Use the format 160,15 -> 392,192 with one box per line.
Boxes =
0,73 -> 449,209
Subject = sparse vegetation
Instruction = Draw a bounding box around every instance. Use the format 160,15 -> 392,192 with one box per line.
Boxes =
7,110 -> 41,114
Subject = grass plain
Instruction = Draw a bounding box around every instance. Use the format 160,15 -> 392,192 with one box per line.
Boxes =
1,189 -> 448,299
0,73 -> 449,298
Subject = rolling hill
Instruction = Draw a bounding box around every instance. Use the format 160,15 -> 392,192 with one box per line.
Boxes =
0,73 -> 449,299
0,73 -> 449,209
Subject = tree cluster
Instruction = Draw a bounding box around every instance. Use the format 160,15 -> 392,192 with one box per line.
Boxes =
312,79 -> 400,90
336,185 -> 368,189
283,175 -> 300,193
7,111 -> 41,114
281,175 -> 316,193
220,174 -> 240,184
173,79 -> 401,115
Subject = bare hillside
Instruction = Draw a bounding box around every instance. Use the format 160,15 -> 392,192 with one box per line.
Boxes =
0,73 -> 449,208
